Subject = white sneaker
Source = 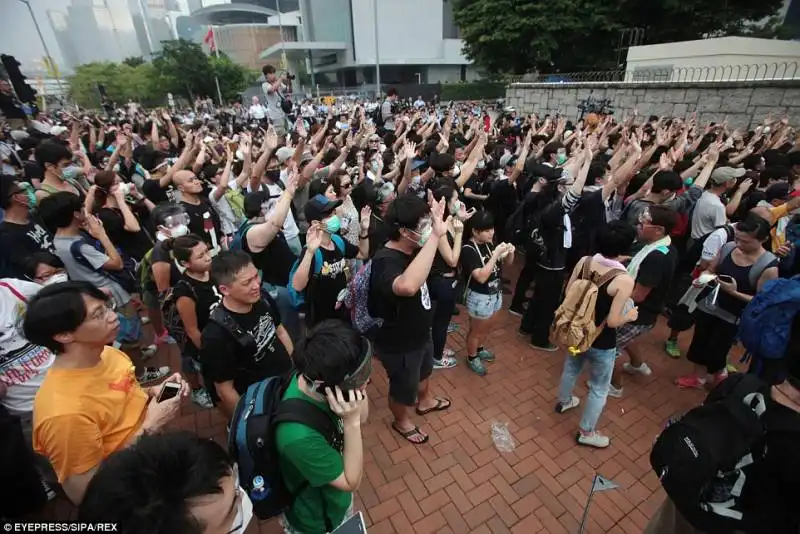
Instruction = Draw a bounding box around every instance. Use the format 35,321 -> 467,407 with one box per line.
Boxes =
623,362 -> 652,376
577,431 -> 610,448
191,388 -> 214,409
138,366 -> 170,385
586,380 -> 624,398
555,395 -> 580,414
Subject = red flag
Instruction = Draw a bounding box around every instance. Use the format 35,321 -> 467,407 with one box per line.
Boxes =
203,27 -> 216,52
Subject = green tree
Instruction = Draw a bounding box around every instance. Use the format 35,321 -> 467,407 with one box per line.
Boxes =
122,56 -> 145,68
210,53 -> 259,102
152,38 -> 217,101
452,0 -> 784,75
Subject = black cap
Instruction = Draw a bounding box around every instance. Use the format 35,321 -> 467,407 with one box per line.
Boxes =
304,194 -> 342,222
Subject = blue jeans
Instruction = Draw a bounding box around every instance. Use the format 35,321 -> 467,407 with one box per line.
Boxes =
262,282 -> 301,342
556,346 -> 616,432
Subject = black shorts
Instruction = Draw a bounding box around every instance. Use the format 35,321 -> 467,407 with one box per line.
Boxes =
375,339 -> 434,406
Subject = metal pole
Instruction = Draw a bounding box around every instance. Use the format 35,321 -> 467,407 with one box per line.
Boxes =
373,0 -> 380,98
211,26 -> 223,105
578,476 -> 597,534
17,0 -> 66,97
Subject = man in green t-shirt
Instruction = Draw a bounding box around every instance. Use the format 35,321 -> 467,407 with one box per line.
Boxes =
276,320 -> 371,534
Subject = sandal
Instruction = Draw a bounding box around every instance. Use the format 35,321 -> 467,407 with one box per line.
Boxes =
416,397 -> 452,416
392,423 -> 429,445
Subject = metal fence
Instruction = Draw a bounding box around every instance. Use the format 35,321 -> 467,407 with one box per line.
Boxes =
510,61 -> 800,84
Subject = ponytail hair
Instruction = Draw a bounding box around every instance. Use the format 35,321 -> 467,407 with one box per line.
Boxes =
162,234 -> 204,265
92,170 -> 116,214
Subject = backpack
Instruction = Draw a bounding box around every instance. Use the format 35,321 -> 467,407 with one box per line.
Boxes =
229,221 -> 254,252
224,188 -> 247,222
229,373 -> 341,527
370,103 -> 384,128
137,247 -> 155,294
69,233 -> 139,294
343,260 -> 384,337
650,373 -> 770,533
738,275 -> 800,378
160,278 -> 196,352
286,235 -> 346,310
679,225 -> 735,274
549,259 -> 625,353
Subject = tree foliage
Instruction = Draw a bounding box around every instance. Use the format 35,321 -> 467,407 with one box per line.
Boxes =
68,39 -> 258,108
452,0 -> 785,75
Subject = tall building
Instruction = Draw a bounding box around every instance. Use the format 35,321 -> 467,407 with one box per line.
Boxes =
230,0 -> 298,11
46,10 -> 80,71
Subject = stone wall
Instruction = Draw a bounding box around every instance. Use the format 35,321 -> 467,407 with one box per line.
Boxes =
504,81 -> 800,130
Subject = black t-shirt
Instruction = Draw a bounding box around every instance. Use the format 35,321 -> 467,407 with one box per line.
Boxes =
302,238 -> 359,326
461,241 -> 501,294
96,207 -> 152,261
633,245 -> 677,325
462,176 -> 489,210
568,189 -> 607,268
173,274 -> 222,357
149,240 -> 182,294
200,295 -> 292,404
181,200 -> 222,250
142,179 -> 176,204
369,247 -> 433,352
0,219 -> 54,278
243,225 -> 295,287
430,233 -> 456,277
368,213 -> 391,258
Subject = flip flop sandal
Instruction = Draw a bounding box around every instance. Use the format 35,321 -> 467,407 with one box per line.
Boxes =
392,423 -> 429,445
416,397 -> 452,416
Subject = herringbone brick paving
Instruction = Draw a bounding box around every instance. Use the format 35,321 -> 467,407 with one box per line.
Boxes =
36,260 -> 714,533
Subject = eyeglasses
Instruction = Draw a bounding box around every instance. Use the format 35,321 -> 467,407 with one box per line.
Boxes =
89,299 -> 117,322
341,182 -> 352,189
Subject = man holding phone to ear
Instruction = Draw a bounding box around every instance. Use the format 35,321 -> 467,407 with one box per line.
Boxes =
275,320 -> 369,534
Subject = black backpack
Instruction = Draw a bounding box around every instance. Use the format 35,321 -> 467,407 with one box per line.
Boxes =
678,224 -> 735,274
229,373 -> 342,529
650,373 -> 770,533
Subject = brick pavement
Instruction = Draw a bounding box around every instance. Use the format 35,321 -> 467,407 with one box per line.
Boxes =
36,262 -> 717,533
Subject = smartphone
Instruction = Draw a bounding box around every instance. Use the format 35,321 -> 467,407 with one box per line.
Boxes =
717,275 -> 735,284
156,381 -> 181,403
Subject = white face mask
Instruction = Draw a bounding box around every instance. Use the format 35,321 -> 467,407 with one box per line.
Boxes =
170,224 -> 190,238
43,272 -> 69,286
450,164 -> 461,178
231,489 -> 253,532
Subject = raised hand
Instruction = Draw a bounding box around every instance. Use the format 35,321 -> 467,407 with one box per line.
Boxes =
359,206 -> 372,232
265,126 -> 279,151
428,193 -> 447,238
306,223 -> 324,251
83,212 -> 107,239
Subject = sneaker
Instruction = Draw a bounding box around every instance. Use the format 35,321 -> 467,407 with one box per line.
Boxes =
530,342 -> 558,352
140,344 -> 158,360
191,388 -> 214,409
434,350 -> 458,369
585,380 -> 624,398
467,356 -> 487,376
577,431 -> 610,448
447,322 -> 460,333
477,348 -> 495,362
675,375 -> 707,389
623,362 -> 652,376
555,395 -> 580,414
138,366 -> 170,385
664,339 -> 681,358
508,305 -> 524,317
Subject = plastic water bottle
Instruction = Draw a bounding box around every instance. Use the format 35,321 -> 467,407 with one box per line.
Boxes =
250,475 -> 268,501
491,421 -> 516,453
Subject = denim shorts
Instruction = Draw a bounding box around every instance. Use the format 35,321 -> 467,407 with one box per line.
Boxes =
465,289 -> 502,319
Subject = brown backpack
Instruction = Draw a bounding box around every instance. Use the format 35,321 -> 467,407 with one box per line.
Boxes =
550,259 -> 625,353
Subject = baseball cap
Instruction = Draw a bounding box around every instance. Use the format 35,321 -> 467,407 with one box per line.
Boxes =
410,159 -> 426,172
276,147 -> 294,164
304,194 -> 342,222
710,166 -> 746,185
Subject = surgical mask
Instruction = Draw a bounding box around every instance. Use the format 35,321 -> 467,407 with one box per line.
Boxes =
169,224 -> 190,238
61,165 -> 79,181
231,489 -> 254,533
449,200 -> 462,216
43,272 -> 69,286
477,160 -> 486,170
371,160 -> 380,173
18,182 -> 37,209
555,153 -> 568,166
450,164 -> 461,178
416,225 -> 432,246
324,214 -> 341,234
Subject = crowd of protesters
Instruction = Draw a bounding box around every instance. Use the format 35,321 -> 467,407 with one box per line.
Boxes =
1,61 -> 800,533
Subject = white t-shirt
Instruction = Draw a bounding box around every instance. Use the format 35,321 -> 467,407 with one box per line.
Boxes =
262,81 -> 287,126
0,279 -> 56,416
691,191 -> 727,239
246,176 -> 299,241
701,224 -> 734,262
249,104 -> 267,120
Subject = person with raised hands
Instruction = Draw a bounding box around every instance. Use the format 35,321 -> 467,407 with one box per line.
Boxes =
369,192 -> 452,445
